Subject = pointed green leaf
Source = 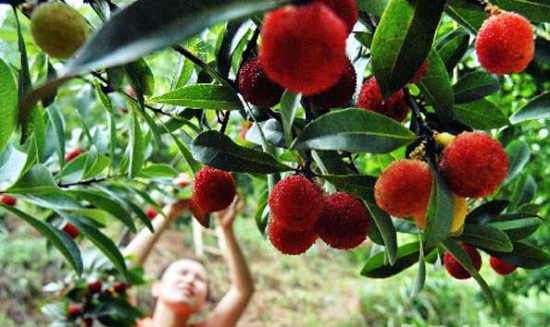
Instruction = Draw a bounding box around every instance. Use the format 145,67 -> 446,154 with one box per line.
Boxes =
424,169 -> 453,247
457,224 -> 513,252
436,28 -> 470,73
129,110 -> 145,179
417,49 -> 455,121
0,57 -> 17,154
361,242 -> 434,278
454,99 -> 510,130
280,90 -> 301,148
506,140 -> 530,183
486,241 -> 550,269
453,71 -> 500,104
148,84 -> 242,110
509,92 -> 550,124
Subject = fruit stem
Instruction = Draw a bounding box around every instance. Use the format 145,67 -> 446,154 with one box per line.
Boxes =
404,87 -> 437,164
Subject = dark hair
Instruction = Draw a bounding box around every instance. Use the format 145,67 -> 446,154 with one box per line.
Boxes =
156,259 -> 215,303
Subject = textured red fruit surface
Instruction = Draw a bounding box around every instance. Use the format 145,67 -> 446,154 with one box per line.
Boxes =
192,167 -> 236,212
68,304 -> 82,318
310,58 -> 356,110
260,3 -> 348,95
319,0 -> 358,34
475,12 -> 534,75
145,207 -> 157,220
315,193 -> 369,250
87,280 -> 102,293
238,58 -> 284,108
65,148 -> 82,162
439,132 -> 508,198
358,77 -> 410,122
375,160 -> 432,218
409,60 -> 429,84
1,195 -> 17,206
444,244 -> 482,280
269,176 -> 323,231
490,256 -> 517,275
62,222 -> 80,239
268,218 -> 317,255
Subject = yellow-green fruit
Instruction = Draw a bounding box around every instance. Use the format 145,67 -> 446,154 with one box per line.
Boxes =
435,132 -> 456,148
30,2 -> 89,59
413,195 -> 468,234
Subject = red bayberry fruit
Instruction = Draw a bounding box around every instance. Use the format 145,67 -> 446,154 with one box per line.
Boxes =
260,3 -> 348,95
409,60 -> 429,84
67,304 -> 82,318
189,198 -> 209,227
315,193 -> 369,250
65,148 -> 82,162
475,12 -> 534,75
319,0 -> 358,34
358,77 -> 410,122
310,58 -> 357,110
192,167 -> 236,212
269,176 -> 323,231
439,132 -> 508,198
268,218 -> 317,255
444,244 -> 482,280
238,58 -> 284,108
62,222 -> 80,239
490,256 -> 517,275
145,207 -> 157,220
87,280 -> 102,294
113,282 -> 129,293
1,195 -> 17,206
375,160 -> 433,218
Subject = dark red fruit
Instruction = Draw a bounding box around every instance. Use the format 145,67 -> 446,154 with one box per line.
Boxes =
62,222 -> 80,239
238,58 -> 284,108
65,148 -> 82,162
192,167 -> 236,212
260,3 -> 348,95
113,282 -> 129,293
490,256 -> 516,276
319,0 -> 358,34
1,195 -> 17,206
268,176 -> 323,231
145,207 -> 157,220
87,280 -> 102,294
67,304 -> 82,318
444,244 -> 482,280
310,58 -> 356,110
268,218 -> 317,255
315,193 -> 369,250
358,77 -> 410,122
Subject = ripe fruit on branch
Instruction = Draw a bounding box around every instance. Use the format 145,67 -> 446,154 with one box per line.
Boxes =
375,160 -> 432,218
260,3 -> 348,95
189,198 -> 209,227
268,218 -> 317,255
67,304 -> 82,318
192,167 -> 236,212
62,222 -> 80,239
409,60 -> 429,84
309,58 -> 357,110
268,175 -> 323,231
315,193 -> 369,250
439,132 -> 508,198
490,256 -> 516,275
413,195 -> 468,235
1,195 -> 17,206
358,77 -> 410,122
319,0 -> 358,34
238,58 -> 284,108
475,12 -> 534,75
444,243 -> 482,280
87,280 -> 102,294
112,282 -> 129,293
65,148 -> 82,162
145,207 -> 157,220
30,2 -> 89,59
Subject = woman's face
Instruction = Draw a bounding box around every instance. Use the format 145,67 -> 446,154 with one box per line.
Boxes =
153,259 -> 208,313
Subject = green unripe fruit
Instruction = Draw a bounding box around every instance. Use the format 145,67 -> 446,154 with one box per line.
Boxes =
30,2 -> 89,59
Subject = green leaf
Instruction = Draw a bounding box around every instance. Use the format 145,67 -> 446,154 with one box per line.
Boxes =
292,109 -> 417,153
192,130 -> 292,173
8,165 -> 58,194
486,241 -> 550,269
509,92 -> 550,124
424,169 -> 453,247
509,175 -> 537,210
454,99 -> 510,130
453,71 -> 500,104
412,238 -> 426,297
365,201 -> 398,265
46,106 -> 66,169
436,28 -> 470,73
466,200 -> 510,224
417,49 -> 455,121
14,9 -> 34,145
139,164 -> 179,178
354,31 -> 373,48
280,90 -> 301,148
371,0 -> 447,98
0,145 -> 26,182
505,140 -> 530,183
246,119 -> 286,148
442,239 -> 496,308
0,57 -> 17,154
491,0 -> 550,23
125,58 -> 155,96
1,204 -> 82,276
61,154 -> 88,184
487,216 -> 542,241
357,0 -> 389,18
361,242 -> 434,278
69,189 -> 137,233
129,110 -> 145,179
158,120 -> 201,174
445,0 -> 486,33
323,174 -> 377,201
457,224 -> 513,252
254,189 -> 269,236
148,84 -> 242,110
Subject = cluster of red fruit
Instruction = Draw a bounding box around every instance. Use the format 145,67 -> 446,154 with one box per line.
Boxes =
444,243 -> 516,279
268,176 -> 369,255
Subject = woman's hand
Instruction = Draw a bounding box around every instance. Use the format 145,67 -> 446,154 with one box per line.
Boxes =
216,195 -> 245,230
